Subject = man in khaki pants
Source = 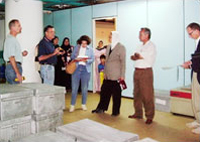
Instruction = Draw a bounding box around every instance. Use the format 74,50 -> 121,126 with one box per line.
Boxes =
128,28 -> 156,124
182,23 -> 200,134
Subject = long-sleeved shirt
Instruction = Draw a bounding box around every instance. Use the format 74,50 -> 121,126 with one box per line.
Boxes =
104,43 -> 126,80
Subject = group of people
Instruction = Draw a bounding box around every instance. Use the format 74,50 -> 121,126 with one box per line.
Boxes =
3,19 -> 200,134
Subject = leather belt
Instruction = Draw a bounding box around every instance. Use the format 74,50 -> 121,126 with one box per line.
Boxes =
40,63 -> 55,66
7,61 -> 21,65
135,67 -> 152,70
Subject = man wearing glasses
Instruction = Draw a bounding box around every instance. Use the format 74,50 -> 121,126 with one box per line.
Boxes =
182,23 -> 200,134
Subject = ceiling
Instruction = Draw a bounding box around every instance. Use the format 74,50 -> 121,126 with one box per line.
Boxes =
0,0 -> 124,12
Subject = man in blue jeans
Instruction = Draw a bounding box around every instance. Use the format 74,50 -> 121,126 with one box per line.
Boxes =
3,19 -> 28,84
37,25 -> 61,84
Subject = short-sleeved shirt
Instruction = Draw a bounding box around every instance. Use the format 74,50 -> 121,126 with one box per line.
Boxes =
133,40 -> 156,68
38,37 -> 57,65
3,34 -> 23,63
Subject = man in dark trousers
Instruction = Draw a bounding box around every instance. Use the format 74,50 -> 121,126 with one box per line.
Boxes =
182,23 -> 200,134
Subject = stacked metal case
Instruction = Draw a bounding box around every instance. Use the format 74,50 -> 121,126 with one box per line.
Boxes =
56,119 -> 139,142
18,83 -> 66,133
13,131 -> 75,142
0,84 -> 33,141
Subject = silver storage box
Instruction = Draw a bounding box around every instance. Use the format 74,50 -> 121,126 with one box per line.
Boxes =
0,84 -> 33,121
135,138 -> 159,142
18,83 -> 65,115
0,116 -> 32,141
56,119 -> 139,142
31,110 -> 63,133
154,90 -> 170,112
12,131 -> 75,142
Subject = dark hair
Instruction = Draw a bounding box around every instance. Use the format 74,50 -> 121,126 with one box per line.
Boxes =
187,23 -> 200,31
9,19 -> 19,30
79,35 -> 91,45
52,36 -> 59,43
62,37 -> 70,46
44,25 -> 54,34
100,54 -> 106,59
141,27 -> 151,39
99,40 -> 103,44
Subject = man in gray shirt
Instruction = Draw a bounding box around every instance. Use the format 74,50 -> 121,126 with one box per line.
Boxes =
3,19 -> 28,84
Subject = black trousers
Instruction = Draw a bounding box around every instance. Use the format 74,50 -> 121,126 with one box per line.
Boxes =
97,80 -> 122,115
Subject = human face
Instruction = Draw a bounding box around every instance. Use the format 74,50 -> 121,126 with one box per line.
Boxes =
12,21 -> 22,34
139,30 -> 148,42
187,27 -> 200,39
108,33 -> 112,43
64,39 -> 69,46
100,58 -> 105,64
81,40 -> 88,48
45,28 -> 55,40
98,41 -> 103,48
53,38 -> 59,45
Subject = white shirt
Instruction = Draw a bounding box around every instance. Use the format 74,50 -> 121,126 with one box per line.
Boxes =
78,46 -> 87,66
195,36 -> 200,48
133,40 -> 156,68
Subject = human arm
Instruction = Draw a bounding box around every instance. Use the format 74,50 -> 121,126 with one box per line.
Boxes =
9,56 -> 22,83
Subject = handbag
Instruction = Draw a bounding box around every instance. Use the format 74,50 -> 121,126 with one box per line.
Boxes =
65,60 -> 76,74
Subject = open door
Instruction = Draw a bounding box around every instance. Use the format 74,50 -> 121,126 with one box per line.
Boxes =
93,17 -> 117,93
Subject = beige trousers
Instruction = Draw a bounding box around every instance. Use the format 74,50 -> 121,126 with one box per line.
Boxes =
191,72 -> 200,123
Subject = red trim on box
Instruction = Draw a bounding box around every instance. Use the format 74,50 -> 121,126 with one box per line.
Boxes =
170,91 -> 191,99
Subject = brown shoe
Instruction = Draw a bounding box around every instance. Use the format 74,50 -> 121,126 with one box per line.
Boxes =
145,119 -> 153,124
128,114 -> 143,119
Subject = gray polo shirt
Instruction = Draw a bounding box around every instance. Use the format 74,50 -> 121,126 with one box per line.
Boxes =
3,34 -> 23,63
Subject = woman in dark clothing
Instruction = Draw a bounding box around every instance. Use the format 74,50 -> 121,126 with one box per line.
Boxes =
61,37 -> 74,91
52,36 -> 66,88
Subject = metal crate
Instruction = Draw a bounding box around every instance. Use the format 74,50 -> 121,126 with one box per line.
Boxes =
31,110 -> 63,133
57,119 -> 139,142
12,131 -> 75,142
0,116 -> 32,141
18,83 -> 65,115
0,84 -> 33,121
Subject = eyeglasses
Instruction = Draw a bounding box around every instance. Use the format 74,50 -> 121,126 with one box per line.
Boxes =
188,30 -> 195,36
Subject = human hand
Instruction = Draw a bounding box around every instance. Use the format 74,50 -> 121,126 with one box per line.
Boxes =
53,48 -> 60,55
16,73 -> 23,83
22,50 -> 28,57
181,61 -> 192,69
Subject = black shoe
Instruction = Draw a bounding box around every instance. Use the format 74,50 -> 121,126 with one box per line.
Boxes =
91,109 -> 104,114
111,113 -> 120,117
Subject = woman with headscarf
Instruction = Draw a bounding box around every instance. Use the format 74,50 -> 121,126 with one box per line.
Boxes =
61,37 -> 74,91
94,40 -> 107,92
92,31 -> 126,116
53,36 -> 66,87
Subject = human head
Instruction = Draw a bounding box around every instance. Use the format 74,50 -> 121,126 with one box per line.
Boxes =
187,22 -> 200,40
44,25 -> 55,40
100,54 -> 106,64
139,27 -> 151,43
62,37 -> 70,46
98,40 -> 103,48
79,35 -> 91,48
52,36 -> 59,46
9,19 -> 22,34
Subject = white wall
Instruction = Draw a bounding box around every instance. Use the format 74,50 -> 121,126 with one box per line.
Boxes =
0,19 -> 5,51
44,0 -> 200,97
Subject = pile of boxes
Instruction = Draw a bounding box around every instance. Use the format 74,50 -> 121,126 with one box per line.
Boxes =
0,83 -> 65,141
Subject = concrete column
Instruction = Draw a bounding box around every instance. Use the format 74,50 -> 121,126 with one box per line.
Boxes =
5,0 -> 43,83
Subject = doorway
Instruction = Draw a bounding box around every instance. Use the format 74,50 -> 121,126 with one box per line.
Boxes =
93,17 -> 117,93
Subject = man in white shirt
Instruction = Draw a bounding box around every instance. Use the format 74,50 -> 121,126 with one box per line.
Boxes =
129,28 -> 156,125
182,23 -> 200,134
